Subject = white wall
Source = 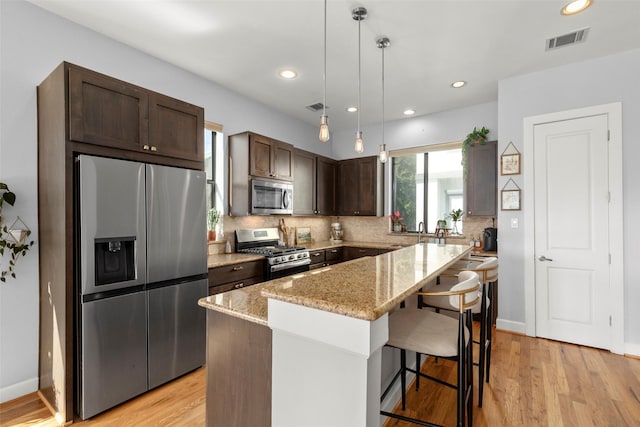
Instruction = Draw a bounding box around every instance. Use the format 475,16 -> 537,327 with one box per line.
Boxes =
497,49 -> 640,348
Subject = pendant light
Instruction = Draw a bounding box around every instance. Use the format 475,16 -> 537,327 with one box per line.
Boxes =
352,7 -> 367,154
318,0 -> 330,142
377,37 -> 390,163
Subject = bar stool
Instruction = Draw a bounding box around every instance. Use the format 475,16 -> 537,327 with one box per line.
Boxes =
420,256 -> 498,407
381,271 -> 480,427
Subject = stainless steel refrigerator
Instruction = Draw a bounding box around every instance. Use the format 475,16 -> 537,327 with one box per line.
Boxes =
77,155 -> 207,419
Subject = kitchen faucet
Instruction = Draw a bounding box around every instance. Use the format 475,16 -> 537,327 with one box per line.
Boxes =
417,221 -> 425,243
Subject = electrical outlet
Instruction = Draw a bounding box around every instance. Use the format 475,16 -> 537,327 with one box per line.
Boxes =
510,218 -> 519,228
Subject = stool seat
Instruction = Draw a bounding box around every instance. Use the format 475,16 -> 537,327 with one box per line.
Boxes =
389,308 -> 469,358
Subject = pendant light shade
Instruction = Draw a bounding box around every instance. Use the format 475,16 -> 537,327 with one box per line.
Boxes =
352,7 -> 366,154
377,37 -> 390,163
319,0 -> 330,142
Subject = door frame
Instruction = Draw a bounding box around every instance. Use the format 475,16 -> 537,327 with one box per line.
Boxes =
523,102 -> 624,354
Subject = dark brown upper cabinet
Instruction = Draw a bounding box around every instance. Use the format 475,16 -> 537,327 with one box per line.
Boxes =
67,63 -> 203,165
337,156 -> 383,216
293,149 -> 337,216
248,132 -> 293,181
465,140 -> 497,217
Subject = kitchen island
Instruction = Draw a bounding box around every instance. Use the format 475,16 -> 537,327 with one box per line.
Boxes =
198,243 -> 472,427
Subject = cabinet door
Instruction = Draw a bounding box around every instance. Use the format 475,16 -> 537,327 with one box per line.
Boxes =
344,247 -> 379,260
316,156 -> 337,216
308,249 -> 326,269
69,66 -> 148,150
149,93 -> 204,162
274,141 -> 294,181
338,159 -> 358,215
293,149 -> 316,215
465,141 -> 497,216
357,157 -> 378,215
250,134 -> 275,178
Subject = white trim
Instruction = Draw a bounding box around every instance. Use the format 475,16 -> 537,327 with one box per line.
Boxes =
496,318 -> 526,335
625,343 -> 640,358
523,102 -> 624,354
0,377 -> 38,404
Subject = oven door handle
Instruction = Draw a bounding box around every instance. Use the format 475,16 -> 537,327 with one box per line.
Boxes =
270,258 -> 311,272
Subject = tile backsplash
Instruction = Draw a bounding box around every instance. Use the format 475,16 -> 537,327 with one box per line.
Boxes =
215,214 -> 496,251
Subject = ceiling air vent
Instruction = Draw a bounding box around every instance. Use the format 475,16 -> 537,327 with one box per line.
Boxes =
546,28 -> 589,51
305,102 -> 325,112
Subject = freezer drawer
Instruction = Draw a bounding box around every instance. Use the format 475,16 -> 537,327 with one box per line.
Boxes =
80,291 -> 147,419
148,279 -> 207,389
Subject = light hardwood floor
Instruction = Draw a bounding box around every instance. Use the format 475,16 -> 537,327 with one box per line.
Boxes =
2,329 -> 639,427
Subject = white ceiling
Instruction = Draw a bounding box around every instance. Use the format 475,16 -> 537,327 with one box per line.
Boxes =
28,0 -> 640,132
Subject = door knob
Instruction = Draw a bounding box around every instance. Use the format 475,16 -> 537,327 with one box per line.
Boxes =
538,256 -> 553,262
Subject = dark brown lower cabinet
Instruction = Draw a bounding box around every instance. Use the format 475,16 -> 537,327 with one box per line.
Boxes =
206,310 -> 271,427
208,260 -> 264,295
343,246 -> 383,261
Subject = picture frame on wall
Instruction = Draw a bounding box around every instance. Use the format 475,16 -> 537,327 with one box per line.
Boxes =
501,189 -> 521,210
295,227 -> 312,244
501,153 -> 521,175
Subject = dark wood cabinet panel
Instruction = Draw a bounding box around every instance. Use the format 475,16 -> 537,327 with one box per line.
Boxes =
249,134 -> 275,178
308,249 -> 326,269
208,260 -> 264,287
316,156 -> 337,216
69,66 -> 149,151
465,140 -> 497,217
67,63 -> 203,165
338,156 -> 382,216
248,133 -> 293,181
293,150 -> 336,216
149,93 -> 204,162
324,247 -> 343,264
293,149 -> 316,215
343,246 -> 381,261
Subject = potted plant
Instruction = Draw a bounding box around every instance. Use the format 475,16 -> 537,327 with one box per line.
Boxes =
207,208 -> 220,241
389,210 -> 404,232
448,208 -> 463,235
461,126 -> 489,179
0,182 -> 35,282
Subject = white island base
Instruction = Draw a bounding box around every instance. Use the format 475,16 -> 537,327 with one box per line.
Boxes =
269,298 -> 389,427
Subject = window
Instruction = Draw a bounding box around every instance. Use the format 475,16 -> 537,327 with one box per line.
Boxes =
391,144 -> 463,233
204,122 -> 223,212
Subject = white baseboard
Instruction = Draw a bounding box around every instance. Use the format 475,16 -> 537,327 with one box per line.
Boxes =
496,318 -> 526,335
625,342 -> 640,357
0,377 -> 38,404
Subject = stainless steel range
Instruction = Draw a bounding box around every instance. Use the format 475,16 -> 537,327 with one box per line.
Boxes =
235,228 -> 310,280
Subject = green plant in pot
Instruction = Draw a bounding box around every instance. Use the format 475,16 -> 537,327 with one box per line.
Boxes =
461,126 -> 490,179
448,208 -> 463,235
0,182 -> 35,282
207,208 -> 220,241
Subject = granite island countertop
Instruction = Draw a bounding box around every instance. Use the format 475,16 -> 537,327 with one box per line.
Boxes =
199,243 -> 472,324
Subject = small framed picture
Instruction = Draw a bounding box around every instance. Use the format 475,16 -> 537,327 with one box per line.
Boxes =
501,153 -> 521,175
501,189 -> 521,211
295,227 -> 312,244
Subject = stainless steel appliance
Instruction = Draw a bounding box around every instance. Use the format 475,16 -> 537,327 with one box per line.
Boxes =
251,179 -> 293,215
77,155 -> 208,419
235,228 -> 310,280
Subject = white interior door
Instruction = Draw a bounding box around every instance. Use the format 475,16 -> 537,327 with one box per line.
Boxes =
533,114 -> 611,349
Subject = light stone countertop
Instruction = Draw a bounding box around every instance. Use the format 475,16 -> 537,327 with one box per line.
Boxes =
199,243 -> 472,324
207,253 -> 264,268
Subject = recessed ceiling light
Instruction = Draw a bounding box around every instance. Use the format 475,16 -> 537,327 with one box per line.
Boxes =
346,106 -> 358,113
279,69 -> 298,79
403,109 -> 415,116
451,80 -> 466,88
561,0 -> 592,15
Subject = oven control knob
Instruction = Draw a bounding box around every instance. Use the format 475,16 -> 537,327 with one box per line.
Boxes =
288,255 -> 295,261
274,257 -> 282,264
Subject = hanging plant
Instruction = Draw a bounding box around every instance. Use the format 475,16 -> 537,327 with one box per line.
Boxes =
461,126 -> 490,179
0,182 -> 35,282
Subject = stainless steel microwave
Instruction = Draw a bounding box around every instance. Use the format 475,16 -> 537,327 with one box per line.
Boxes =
251,179 -> 293,215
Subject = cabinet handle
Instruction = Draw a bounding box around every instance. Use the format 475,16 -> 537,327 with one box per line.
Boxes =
467,210 -> 472,215
234,283 -> 245,289
313,253 -> 321,257
150,146 -> 158,152
143,144 -> 150,150
330,250 -> 338,253
232,266 -> 244,271
358,249 -> 366,253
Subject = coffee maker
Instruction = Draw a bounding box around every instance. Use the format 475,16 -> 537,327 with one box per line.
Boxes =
483,227 -> 498,251
330,222 -> 343,243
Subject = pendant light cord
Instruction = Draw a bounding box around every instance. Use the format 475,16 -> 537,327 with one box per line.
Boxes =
357,16 -> 361,134
381,42 -> 385,146
322,0 -> 327,117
